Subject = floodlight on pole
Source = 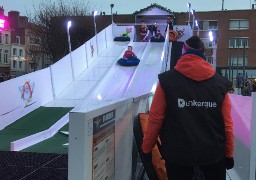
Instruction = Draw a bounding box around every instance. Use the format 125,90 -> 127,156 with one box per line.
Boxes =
93,10 -> 98,16
208,30 -> 216,70
67,21 -> 72,29
110,4 -> 114,24
67,21 -> 72,55
195,20 -> 199,36
187,3 -> 191,27
192,9 -> 195,32
209,31 -> 213,42
93,11 -> 99,55
110,4 -> 114,44
67,20 -> 74,81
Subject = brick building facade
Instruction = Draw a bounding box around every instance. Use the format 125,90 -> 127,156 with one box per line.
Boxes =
174,9 -> 256,77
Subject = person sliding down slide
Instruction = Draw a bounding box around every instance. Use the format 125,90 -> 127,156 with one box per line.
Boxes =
151,30 -> 165,42
117,46 -> 140,66
123,46 -> 137,60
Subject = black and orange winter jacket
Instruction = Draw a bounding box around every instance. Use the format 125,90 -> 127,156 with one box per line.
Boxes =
142,51 -> 234,165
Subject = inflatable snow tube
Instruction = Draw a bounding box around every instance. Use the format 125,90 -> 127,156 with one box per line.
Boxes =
133,113 -> 168,180
150,36 -> 165,42
169,30 -> 178,42
117,58 -> 140,66
114,36 -> 130,42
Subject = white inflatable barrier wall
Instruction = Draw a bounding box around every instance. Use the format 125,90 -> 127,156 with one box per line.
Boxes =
0,24 -> 114,130
71,44 -> 87,79
0,68 -> 53,130
50,53 -> 73,97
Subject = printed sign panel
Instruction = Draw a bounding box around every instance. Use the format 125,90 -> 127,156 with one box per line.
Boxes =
92,110 -> 115,180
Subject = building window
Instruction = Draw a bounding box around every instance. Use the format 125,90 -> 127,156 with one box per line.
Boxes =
13,60 -> 16,68
16,36 -> 20,44
229,20 -> 249,30
0,49 -> 2,62
45,54 -> 50,59
0,33 -> 2,44
208,41 -> 214,48
29,63 -> 35,70
196,20 -> 218,30
19,49 -> 23,56
201,38 -> 214,49
229,38 -> 249,48
209,21 -> 218,30
198,21 -> 203,30
19,61 -> 22,69
5,34 -> 8,44
4,50 -> 8,63
230,56 -> 248,66
13,48 -> 17,56
206,56 -> 213,64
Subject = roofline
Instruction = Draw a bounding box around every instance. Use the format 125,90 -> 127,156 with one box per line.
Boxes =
178,9 -> 256,13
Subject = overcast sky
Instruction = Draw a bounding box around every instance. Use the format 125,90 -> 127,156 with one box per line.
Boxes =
0,0 -> 255,16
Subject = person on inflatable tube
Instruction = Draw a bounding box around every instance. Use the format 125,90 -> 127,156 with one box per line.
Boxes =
117,46 -> 140,66
151,30 -> 165,42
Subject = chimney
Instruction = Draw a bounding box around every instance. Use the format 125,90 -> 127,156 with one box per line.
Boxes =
253,4 -> 255,9
0,6 -> 4,16
8,11 -> 20,29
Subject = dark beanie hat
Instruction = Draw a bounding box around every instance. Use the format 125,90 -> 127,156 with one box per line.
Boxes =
185,36 -> 205,53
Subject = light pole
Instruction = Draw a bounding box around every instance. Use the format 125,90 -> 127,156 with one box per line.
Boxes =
187,3 -> 191,27
93,11 -> 99,55
110,4 -> 114,40
209,31 -> 217,70
67,21 -> 72,55
191,9 -> 195,33
195,20 -> 199,36
110,4 -> 114,24
209,31 -> 213,42
67,20 -> 74,81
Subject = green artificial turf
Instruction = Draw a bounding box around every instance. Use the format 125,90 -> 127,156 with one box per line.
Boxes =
0,107 -> 73,151
22,123 -> 69,154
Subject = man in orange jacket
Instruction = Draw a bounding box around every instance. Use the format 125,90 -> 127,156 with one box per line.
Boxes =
142,36 -> 234,180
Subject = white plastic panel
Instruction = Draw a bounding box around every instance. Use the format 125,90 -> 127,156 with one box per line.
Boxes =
71,44 -> 87,79
97,28 -> 107,55
51,54 -> 73,97
85,36 -> 98,66
0,68 -> 53,130
106,24 -> 113,47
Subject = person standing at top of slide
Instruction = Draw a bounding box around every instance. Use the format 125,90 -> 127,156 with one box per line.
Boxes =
139,21 -> 148,41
